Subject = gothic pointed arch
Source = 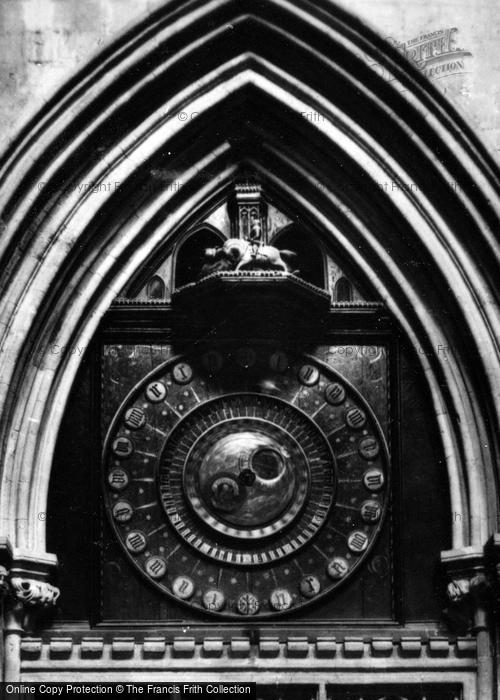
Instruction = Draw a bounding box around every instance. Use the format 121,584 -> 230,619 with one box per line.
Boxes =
0,1 -> 498,655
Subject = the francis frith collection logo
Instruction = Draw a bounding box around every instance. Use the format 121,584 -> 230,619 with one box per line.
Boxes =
387,27 -> 472,80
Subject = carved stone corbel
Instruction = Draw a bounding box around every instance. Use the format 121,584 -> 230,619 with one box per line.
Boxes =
0,566 -> 9,599
9,577 -> 60,607
446,572 -> 491,605
441,546 -> 495,697
1,576 -> 60,682
485,533 -> 500,612
441,548 -> 491,635
8,577 -> 60,630
0,538 -> 59,682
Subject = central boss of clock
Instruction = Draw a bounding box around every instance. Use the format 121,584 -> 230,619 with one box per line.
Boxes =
103,345 -> 389,617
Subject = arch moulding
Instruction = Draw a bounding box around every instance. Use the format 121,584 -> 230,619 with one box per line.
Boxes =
0,0 -> 499,594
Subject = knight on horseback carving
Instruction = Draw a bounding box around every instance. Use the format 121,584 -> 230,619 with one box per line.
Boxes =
202,216 -> 298,276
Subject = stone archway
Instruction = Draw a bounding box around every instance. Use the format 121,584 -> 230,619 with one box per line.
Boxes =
0,0 -> 499,691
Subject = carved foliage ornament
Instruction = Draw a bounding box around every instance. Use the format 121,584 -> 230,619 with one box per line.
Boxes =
443,570 -> 492,635
9,577 -> 60,607
446,572 -> 490,604
0,565 -> 9,597
0,568 -> 59,608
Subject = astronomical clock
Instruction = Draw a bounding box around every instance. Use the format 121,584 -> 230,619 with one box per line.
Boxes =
46,179 -> 455,700
97,181 -> 395,623
102,343 -> 389,618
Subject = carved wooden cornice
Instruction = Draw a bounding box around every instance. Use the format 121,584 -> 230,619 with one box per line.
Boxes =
20,632 -> 477,666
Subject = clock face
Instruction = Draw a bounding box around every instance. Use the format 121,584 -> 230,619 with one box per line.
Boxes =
103,344 -> 389,618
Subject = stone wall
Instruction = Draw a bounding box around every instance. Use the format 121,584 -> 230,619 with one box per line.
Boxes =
0,0 -> 499,161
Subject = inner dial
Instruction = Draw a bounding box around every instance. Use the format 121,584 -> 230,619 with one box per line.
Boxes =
187,417 -> 308,537
161,395 -> 334,562
103,345 -> 389,618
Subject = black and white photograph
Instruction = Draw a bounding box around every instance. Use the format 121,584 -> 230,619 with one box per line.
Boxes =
0,1 -> 499,698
